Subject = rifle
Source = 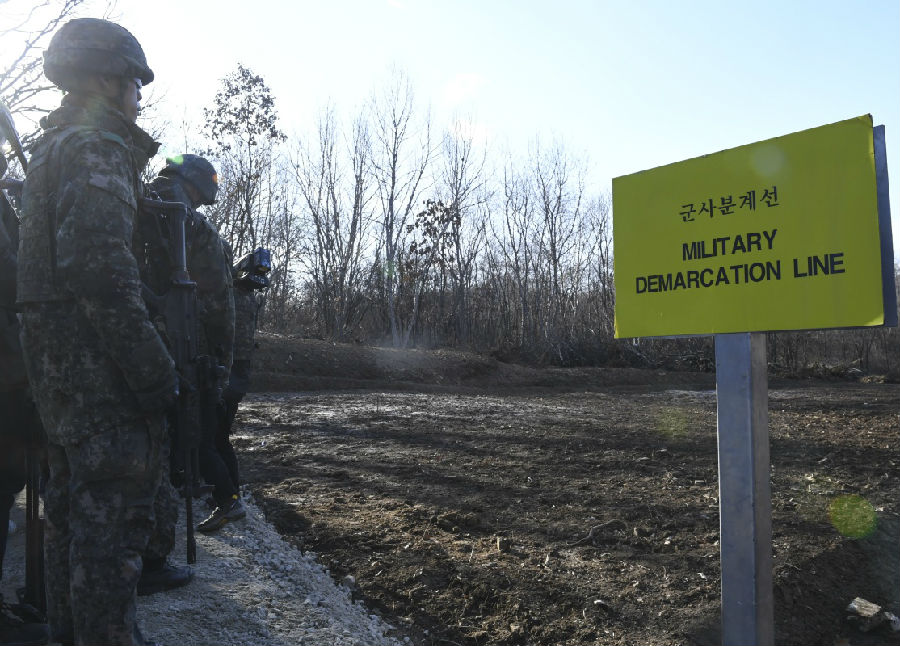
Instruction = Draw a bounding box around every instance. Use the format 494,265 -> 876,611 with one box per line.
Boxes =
0,178 -> 24,193
138,197 -> 217,564
0,103 -> 25,205
21,403 -> 45,617
0,102 -> 28,171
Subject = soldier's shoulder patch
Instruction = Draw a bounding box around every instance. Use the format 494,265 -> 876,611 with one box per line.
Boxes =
66,127 -> 129,152
96,130 -> 129,149
74,136 -> 137,209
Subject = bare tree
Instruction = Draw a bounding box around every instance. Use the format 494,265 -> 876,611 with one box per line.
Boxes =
292,106 -> 375,340
369,69 -> 432,347
253,159 -> 299,330
491,159 -> 535,349
1,0 -> 86,121
528,140 -> 586,354
585,192 -> 614,337
432,121 -> 490,344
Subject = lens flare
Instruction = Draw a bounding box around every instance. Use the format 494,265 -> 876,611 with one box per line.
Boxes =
655,406 -> 690,438
749,143 -> 786,177
828,494 -> 877,539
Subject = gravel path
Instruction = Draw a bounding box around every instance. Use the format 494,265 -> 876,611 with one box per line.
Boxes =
4,490 -> 410,646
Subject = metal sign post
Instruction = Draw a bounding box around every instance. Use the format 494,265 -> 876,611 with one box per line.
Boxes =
715,332 -> 773,646
612,117 -> 893,646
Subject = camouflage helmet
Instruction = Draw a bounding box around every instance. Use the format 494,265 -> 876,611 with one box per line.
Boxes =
161,154 -> 218,205
44,18 -> 154,91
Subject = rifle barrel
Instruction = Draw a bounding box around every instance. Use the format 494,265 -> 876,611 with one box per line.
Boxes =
1,178 -> 24,191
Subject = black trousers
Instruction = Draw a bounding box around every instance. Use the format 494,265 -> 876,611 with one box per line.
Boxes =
216,391 -> 242,492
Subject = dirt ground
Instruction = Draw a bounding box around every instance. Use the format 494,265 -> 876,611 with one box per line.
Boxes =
234,334 -> 900,646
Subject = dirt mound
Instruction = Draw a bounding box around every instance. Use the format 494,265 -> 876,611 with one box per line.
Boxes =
251,333 -> 716,393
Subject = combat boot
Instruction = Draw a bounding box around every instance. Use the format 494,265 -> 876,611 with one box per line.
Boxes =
137,557 -> 193,596
224,498 -> 246,521
197,497 -> 244,533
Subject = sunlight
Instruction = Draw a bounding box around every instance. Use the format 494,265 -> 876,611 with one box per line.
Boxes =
450,118 -> 491,147
440,72 -> 486,109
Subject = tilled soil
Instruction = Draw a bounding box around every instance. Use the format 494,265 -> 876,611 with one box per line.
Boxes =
238,380 -> 899,646
4,335 -> 898,645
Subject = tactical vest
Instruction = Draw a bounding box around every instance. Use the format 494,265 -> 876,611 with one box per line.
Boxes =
17,126 -> 138,304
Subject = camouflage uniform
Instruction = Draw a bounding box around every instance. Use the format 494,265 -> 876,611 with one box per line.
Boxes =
137,169 -> 235,550
217,255 -> 264,493
0,174 -> 29,583
146,174 -> 234,372
229,281 -> 261,397
17,88 -> 175,646
0,104 -> 52,646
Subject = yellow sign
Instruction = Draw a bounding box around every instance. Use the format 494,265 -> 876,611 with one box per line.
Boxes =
613,115 -> 884,338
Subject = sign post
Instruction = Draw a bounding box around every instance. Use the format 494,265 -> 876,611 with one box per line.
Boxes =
612,115 -> 894,645
715,333 -> 772,646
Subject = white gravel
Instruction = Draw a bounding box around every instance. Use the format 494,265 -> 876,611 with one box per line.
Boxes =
4,490 -> 409,646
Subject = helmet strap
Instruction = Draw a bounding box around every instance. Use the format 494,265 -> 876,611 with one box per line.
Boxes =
72,75 -> 121,107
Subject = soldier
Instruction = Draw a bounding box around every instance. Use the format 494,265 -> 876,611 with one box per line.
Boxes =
131,159 -> 233,597
144,155 -> 243,533
0,108 -> 50,646
213,246 -> 270,531
147,155 -> 234,378
16,18 -> 176,646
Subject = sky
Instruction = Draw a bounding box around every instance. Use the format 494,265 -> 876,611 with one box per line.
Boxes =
2,0 -> 900,258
